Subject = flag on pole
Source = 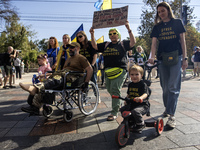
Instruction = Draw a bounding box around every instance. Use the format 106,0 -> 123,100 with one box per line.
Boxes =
96,36 -> 104,44
102,0 -> 112,10
94,0 -> 103,11
56,24 -> 83,71
71,24 -> 84,42
96,36 -> 104,77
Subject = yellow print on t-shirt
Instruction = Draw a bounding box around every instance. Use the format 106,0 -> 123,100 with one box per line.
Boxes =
103,47 -> 119,56
158,27 -> 177,41
80,49 -> 91,58
129,92 -> 140,98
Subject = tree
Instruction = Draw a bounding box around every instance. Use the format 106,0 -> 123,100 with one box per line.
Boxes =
0,0 -> 18,30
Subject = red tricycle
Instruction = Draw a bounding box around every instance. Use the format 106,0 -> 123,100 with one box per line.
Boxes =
112,95 -> 164,147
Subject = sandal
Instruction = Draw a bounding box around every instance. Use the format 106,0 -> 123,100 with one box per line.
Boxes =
107,115 -> 117,121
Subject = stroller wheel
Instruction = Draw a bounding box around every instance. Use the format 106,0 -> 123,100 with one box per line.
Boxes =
63,110 -> 73,122
156,117 -> 164,135
42,105 -> 53,118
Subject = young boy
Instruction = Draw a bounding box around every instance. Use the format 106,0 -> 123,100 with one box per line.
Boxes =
120,65 -> 150,132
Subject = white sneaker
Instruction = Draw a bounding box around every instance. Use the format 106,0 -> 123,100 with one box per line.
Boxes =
166,116 -> 176,128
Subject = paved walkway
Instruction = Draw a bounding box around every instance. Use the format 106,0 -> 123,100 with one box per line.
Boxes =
0,72 -> 200,150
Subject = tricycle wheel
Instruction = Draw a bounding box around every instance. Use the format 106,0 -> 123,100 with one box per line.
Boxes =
115,123 -> 130,147
42,105 -> 53,118
156,117 -> 164,135
63,110 -> 73,122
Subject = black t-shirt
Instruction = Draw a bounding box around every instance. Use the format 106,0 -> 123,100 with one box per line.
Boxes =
127,80 -> 149,108
79,41 -> 97,72
4,50 -> 15,66
97,40 -> 132,69
150,18 -> 186,60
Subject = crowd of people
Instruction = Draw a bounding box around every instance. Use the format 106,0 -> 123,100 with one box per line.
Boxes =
1,1 -> 190,131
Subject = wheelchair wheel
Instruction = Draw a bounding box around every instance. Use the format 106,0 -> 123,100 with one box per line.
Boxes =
78,81 -> 98,116
63,110 -> 73,122
115,123 -> 130,147
42,105 -> 53,118
156,117 -> 164,135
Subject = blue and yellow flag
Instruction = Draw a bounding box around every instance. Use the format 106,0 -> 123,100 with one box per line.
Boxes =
56,24 -> 84,70
71,24 -> 84,42
102,0 -> 112,10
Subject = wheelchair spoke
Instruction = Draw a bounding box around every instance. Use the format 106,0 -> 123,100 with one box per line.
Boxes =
78,81 -> 98,115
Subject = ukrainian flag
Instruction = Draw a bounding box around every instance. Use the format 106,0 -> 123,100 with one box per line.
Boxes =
102,0 -> 112,10
71,24 -> 84,42
56,24 -> 84,70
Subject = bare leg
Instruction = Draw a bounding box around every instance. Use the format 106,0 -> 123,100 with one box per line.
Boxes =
19,83 -> 37,95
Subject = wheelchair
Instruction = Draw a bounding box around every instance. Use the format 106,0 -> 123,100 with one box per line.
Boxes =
28,71 -> 99,123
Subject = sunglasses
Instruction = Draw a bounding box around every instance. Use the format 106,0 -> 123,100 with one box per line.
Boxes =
109,32 -> 118,36
69,46 -> 75,49
77,35 -> 83,38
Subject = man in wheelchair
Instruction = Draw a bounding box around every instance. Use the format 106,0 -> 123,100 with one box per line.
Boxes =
19,42 -> 93,115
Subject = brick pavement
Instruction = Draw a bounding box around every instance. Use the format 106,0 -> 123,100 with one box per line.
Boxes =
0,72 -> 200,149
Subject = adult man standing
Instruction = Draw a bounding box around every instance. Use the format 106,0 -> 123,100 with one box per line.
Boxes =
3,46 -> 16,89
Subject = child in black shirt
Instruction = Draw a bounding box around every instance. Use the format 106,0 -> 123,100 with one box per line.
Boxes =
120,65 -> 150,132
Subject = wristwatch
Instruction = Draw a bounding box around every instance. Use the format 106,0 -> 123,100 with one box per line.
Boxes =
184,57 -> 188,61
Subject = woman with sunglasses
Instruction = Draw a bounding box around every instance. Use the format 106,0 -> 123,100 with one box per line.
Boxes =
56,34 -> 71,70
90,21 -> 136,121
76,31 -> 101,103
47,36 -> 60,70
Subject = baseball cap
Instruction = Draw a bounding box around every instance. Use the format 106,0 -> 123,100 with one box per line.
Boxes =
67,42 -> 80,48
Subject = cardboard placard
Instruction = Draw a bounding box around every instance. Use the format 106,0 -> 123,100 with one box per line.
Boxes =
92,6 -> 128,29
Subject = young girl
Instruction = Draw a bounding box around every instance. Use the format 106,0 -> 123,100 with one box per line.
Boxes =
37,54 -> 52,82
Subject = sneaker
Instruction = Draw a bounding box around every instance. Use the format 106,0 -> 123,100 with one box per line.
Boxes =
3,86 -> 9,89
166,116 -> 176,128
21,106 -> 39,115
107,114 -> 118,121
163,111 -> 170,117
135,124 -> 146,133
9,85 -> 16,88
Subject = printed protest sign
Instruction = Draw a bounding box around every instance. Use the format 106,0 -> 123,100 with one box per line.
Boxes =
92,6 -> 128,29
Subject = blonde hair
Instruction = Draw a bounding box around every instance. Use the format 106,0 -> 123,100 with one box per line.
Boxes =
129,65 -> 144,76
155,2 -> 175,25
63,34 -> 71,44
136,45 -> 144,53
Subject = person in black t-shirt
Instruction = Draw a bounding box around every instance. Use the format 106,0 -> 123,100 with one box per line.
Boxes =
3,46 -> 16,89
90,21 -> 136,121
76,31 -> 101,103
120,65 -> 149,132
148,2 -> 188,128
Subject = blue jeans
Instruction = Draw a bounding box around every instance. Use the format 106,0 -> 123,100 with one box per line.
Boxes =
91,71 -> 99,97
158,56 -> 182,115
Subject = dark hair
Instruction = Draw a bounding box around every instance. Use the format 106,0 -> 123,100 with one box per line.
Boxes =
37,54 -> 47,59
155,2 -> 175,25
76,31 -> 89,50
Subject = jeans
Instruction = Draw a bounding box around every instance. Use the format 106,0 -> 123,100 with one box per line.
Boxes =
158,56 -> 182,115
105,69 -> 127,116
